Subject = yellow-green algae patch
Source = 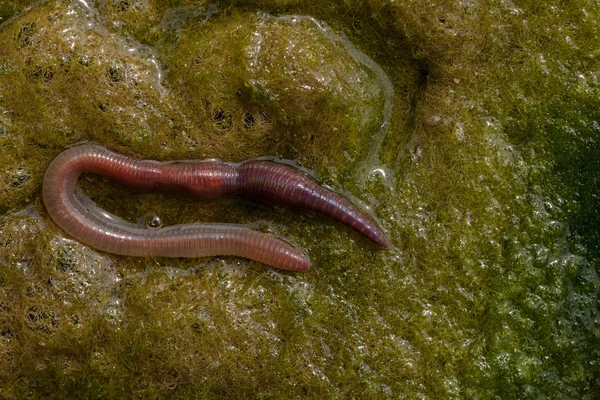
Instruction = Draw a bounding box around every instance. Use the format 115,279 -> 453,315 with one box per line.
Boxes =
0,0 -> 37,24
163,10 -> 393,174
0,0 -> 598,399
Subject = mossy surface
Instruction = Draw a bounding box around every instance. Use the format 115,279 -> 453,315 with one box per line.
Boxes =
0,0 -> 598,398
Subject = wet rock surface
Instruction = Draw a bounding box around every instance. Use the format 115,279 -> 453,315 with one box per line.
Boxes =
0,1 -> 598,398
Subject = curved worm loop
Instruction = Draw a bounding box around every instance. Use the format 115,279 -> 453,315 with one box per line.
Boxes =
43,144 -> 388,271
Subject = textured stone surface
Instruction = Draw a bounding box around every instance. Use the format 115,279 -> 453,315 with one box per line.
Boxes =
0,1 -> 598,398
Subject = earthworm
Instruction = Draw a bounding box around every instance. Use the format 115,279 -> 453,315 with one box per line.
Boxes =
42,144 -> 388,271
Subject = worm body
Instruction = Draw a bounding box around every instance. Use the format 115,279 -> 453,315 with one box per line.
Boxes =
43,144 -> 388,271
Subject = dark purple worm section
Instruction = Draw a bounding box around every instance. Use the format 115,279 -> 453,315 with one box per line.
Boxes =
43,144 -> 388,271
238,162 -> 389,247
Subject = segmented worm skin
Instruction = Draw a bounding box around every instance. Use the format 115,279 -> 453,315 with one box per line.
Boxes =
43,144 -> 388,271
238,162 -> 389,247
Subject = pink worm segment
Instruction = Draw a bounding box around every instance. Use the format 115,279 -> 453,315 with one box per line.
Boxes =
42,144 -> 388,271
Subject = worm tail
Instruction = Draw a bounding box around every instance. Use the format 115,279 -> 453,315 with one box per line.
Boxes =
238,161 -> 389,247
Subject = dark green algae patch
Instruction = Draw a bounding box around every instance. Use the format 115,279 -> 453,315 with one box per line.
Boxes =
0,0 -> 599,398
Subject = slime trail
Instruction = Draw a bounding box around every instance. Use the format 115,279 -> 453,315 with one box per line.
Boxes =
43,144 -> 388,270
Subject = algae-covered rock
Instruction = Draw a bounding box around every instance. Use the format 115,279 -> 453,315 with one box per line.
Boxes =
0,0 -> 174,212
0,0 -> 598,399
164,10 -> 392,172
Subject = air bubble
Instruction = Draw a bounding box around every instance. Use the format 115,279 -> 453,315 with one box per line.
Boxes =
145,213 -> 163,230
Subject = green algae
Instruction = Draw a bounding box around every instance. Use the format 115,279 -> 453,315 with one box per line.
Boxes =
0,0 -> 37,24
0,0 -> 599,398
161,9 -> 395,174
